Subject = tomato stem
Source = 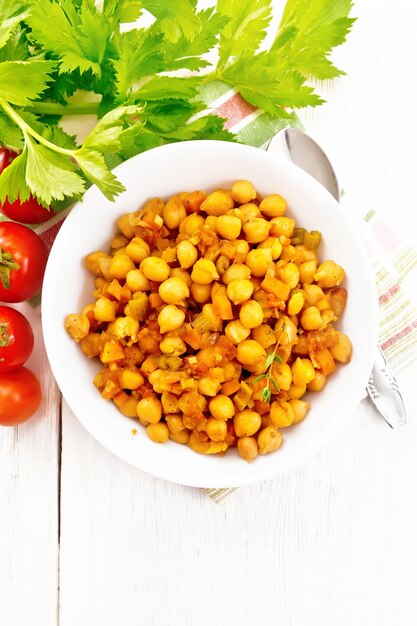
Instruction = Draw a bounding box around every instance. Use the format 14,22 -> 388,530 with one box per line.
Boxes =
0,324 -> 10,347
0,247 -> 20,290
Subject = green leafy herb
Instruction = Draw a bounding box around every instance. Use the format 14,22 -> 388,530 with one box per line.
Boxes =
0,0 -> 355,208
252,346 -> 282,404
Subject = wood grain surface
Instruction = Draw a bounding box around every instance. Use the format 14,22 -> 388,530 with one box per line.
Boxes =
1,1 -> 417,625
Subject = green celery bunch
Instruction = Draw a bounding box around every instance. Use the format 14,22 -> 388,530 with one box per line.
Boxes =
0,0 -> 355,207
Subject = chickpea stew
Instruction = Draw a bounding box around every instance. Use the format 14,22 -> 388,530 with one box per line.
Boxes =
65,180 -> 352,463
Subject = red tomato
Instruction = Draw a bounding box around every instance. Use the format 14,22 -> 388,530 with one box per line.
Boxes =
0,222 -> 48,302
0,306 -> 34,371
0,366 -> 41,426
0,148 -> 52,224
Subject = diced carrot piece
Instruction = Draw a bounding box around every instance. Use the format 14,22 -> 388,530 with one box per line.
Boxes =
112,390 -> 130,408
261,275 -> 290,301
221,379 -> 241,396
100,341 -> 125,363
149,293 -> 163,308
313,348 -> 336,375
211,284 -> 233,320
106,278 -> 123,301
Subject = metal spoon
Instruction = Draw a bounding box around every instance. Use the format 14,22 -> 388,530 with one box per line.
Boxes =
267,127 -> 407,428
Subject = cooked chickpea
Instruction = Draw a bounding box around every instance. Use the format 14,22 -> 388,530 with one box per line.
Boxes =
270,362 -> 292,391
259,194 -> 287,217
143,196 -> 165,215
245,248 -> 272,277
125,237 -> 150,264
216,215 -> 242,240
307,371 -> 327,391
222,263 -> 251,284
169,429 -> 190,444
179,213 -> 205,236
300,306 -> 322,331
94,297 -> 117,322
206,418 -> 227,441
191,259 -> 220,284
288,291 -> 305,315
163,197 -> 186,229
208,395 -> 234,420
158,277 -> 189,306
234,410 -> 262,437
314,260 -> 345,288
258,237 -> 283,260
224,319 -> 251,344
160,393 -> 179,415
125,269 -> 149,292
292,357 -> 316,387
140,257 -> 170,282
113,315 -> 139,339
287,383 -> 306,399
190,282 -> 211,304
146,422 -> 169,443
98,256 -> 112,280
299,260 -> 317,284
85,250 -> 108,275
270,401 -> 293,428
278,262 -> 300,289
137,394 -> 162,424
237,340 -> 266,365
290,399 -> 310,424
198,377 -> 221,396
243,217 -> 270,244
119,368 -> 144,390
159,334 -> 187,356
239,300 -> 264,329
238,203 -> 261,222
330,332 -> 352,363
303,284 -> 324,305
231,180 -> 257,204
65,314 -> 90,342
226,278 -> 253,305
169,267 -> 192,288
251,324 -> 276,349
257,426 -> 282,454
201,190 -> 234,216
117,213 -> 135,239
237,436 -> 259,463
80,333 -> 102,358
166,413 -> 185,433
177,240 -> 198,269
108,253 -> 135,280
157,305 -> 185,334
119,397 -> 139,418
204,216 -> 217,231
269,216 -> 295,238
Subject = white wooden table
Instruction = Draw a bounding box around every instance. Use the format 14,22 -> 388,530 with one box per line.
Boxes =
1,1 -> 417,624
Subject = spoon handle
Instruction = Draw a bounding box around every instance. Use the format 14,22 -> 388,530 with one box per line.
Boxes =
267,127 -> 407,428
366,346 -> 407,428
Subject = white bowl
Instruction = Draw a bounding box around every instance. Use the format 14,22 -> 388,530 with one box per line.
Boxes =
42,140 -> 378,487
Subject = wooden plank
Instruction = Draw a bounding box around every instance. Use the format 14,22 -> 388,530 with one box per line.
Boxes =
0,308 -> 60,626
58,1 -> 417,625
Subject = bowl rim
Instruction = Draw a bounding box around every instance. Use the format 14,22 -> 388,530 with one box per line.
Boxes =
42,139 -> 379,487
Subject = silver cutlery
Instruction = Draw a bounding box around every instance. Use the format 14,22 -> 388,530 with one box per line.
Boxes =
267,127 -> 407,428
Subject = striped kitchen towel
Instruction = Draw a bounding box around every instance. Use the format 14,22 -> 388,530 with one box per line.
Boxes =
3,85 -> 416,506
